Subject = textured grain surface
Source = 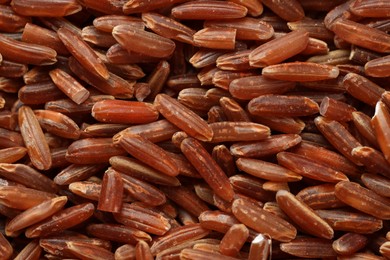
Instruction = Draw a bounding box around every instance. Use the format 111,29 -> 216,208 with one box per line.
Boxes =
18,106 -> 52,170
277,151 -> 349,182
25,203 -> 95,238
171,1 -> 248,20
58,27 -> 109,80
181,137 -> 234,202
97,168 -> 123,213
6,196 -> 67,234
11,0 -> 82,17
333,232 -> 368,256
118,133 -> 179,177
335,181 -> 390,219
249,30 -> 309,67
92,100 -> 158,124
248,94 -> 319,117
0,34 -> 57,65
280,237 -> 337,258
113,25 -> 176,59
205,18 -> 273,41
276,190 -> 334,239
155,93 -> 213,141
194,27 -> 237,50
22,23 -> 69,56
316,209 -> 383,234
232,198 -> 297,242
331,19 -> 390,53
261,0 -> 304,21
262,62 -> 339,81
219,224 -> 249,257
49,68 -> 89,104
113,203 -> 171,236
229,75 -> 295,100
0,0 -> 390,258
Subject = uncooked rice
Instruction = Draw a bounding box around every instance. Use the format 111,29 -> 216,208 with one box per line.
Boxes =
0,0 -> 389,259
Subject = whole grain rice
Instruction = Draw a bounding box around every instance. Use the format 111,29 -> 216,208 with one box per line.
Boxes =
0,0 -> 389,259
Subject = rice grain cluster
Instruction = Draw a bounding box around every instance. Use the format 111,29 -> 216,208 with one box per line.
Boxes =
0,0 -> 390,259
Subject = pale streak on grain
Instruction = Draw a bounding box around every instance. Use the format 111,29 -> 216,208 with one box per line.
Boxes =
154,93 -> 213,141
18,106 -> 52,170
